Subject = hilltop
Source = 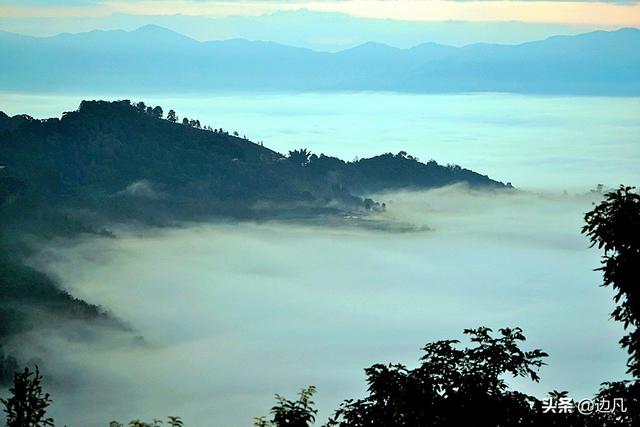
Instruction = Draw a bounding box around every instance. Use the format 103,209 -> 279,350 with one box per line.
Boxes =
0,100 -> 506,225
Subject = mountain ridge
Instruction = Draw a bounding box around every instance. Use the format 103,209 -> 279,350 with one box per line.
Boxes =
1,26 -> 638,94
2,25 -> 638,51
0,100 -> 507,224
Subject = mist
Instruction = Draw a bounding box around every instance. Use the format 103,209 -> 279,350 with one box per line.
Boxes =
1,186 -> 628,427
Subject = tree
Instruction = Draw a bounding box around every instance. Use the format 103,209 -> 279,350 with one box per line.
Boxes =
151,106 -> 163,119
166,110 -> 177,123
255,386 -> 317,427
167,416 -> 184,427
592,380 -> 640,426
288,149 -> 312,167
583,186 -> 640,377
327,327 -> 548,427
1,367 -> 54,427
135,102 -> 146,113
182,117 -> 189,126
582,186 -> 640,425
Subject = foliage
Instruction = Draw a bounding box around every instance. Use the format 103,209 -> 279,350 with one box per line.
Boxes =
288,149 -> 312,167
167,416 -> 184,427
151,106 -> 163,119
1,367 -> 54,427
592,381 -> 640,426
326,327 -> 547,427
255,386 -> 318,427
583,186 -> 640,377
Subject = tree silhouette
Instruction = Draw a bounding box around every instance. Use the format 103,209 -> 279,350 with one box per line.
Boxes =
151,106 -> 163,119
255,386 -> 318,427
167,416 -> 184,427
582,185 -> 640,424
327,327 -> 548,427
1,367 -> 54,427
288,149 -> 312,167
166,110 -> 177,123
593,380 -> 640,426
583,185 -> 640,377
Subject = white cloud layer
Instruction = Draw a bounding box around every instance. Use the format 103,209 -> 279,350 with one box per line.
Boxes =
8,186 -> 629,426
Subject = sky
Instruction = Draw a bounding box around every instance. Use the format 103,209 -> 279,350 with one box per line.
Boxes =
1,0 -> 639,49
1,0 -> 639,25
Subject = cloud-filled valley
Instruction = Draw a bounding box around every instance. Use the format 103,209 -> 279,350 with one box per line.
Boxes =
9,187 -> 627,426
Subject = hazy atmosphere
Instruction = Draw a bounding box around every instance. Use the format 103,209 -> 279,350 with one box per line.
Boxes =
1,1 -> 639,426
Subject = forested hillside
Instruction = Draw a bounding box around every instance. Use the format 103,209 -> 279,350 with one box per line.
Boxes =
0,100 -> 505,223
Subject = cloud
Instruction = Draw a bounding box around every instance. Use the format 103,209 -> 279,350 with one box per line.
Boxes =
116,180 -> 166,199
14,186 -> 628,426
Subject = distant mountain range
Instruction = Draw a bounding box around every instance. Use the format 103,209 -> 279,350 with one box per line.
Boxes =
1,25 -> 638,95
0,10 -> 603,51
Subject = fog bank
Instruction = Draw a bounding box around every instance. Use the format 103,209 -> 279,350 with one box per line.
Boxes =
9,187 -> 630,426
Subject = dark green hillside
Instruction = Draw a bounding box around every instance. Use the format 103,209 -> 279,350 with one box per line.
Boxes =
315,151 -> 506,194
0,244 -> 125,384
1,101 -> 292,212
0,100 -> 505,223
0,251 -> 116,339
